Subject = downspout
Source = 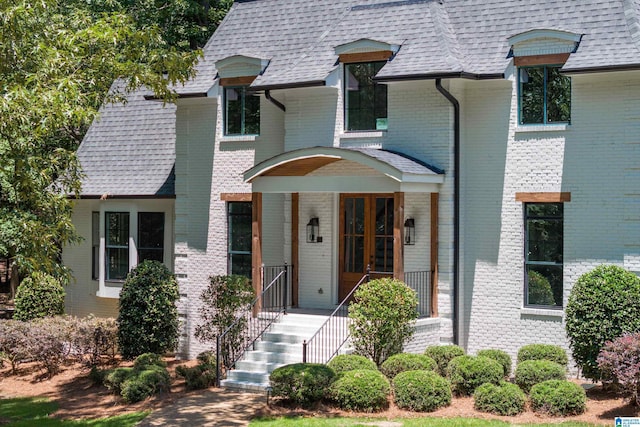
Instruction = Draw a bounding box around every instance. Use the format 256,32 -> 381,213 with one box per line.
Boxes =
265,90 -> 286,112
435,78 -> 460,346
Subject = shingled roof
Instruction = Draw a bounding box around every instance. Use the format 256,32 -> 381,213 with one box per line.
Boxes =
177,0 -> 640,95
77,80 -> 176,197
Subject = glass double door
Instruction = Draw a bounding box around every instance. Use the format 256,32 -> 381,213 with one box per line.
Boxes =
339,194 -> 394,300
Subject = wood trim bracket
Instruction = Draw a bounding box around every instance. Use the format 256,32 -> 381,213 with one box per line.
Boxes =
220,193 -> 252,202
515,192 -> 571,202
339,50 -> 393,64
514,53 -> 570,67
219,75 -> 257,86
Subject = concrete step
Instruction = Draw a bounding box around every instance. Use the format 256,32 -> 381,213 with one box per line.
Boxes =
235,359 -> 282,373
225,369 -> 270,385
244,349 -> 303,364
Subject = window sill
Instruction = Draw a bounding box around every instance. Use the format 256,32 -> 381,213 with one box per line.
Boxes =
520,307 -> 564,318
220,135 -> 258,142
96,283 -> 123,299
340,131 -> 386,139
515,124 -> 569,133
415,317 -> 440,327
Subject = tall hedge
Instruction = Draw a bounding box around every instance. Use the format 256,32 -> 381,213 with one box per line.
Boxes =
14,272 -> 65,321
117,260 -> 180,359
565,265 -> 640,380
348,278 -> 418,366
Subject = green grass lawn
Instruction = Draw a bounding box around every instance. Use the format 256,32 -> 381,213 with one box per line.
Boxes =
249,417 -> 602,427
0,397 -> 148,427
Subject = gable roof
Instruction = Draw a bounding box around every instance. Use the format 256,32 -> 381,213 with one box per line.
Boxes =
77,80 -> 176,198
177,0 -> 640,95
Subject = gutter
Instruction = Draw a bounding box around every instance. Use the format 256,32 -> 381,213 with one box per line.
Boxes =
70,194 -> 177,200
250,80 -> 326,92
435,78 -> 460,346
374,71 -> 504,83
264,90 -> 286,112
561,63 -> 640,75
144,92 -> 207,101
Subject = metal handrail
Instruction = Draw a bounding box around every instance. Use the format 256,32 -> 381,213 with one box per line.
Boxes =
302,266 -> 370,364
216,263 -> 290,386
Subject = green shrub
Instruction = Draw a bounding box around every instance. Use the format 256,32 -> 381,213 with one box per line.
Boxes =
89,366 -> 107,386
117,260 -> 180,359
195,275 -> 255,372
348,278 -> 418,366
104,367 -> 135,393
133,353 -> 166,370
120,364 -> 171,403
380,353 -> 436,379
328,369 -> 390,412
424,345 -> 465,376
176,363 -> 217,391
269,363 -> 336,407
447,355 -> 503,396
530,380 -> 587,416
392,370 -> 451,412
517,344 -> 568,367
515,360 -> 566,393
197,351 -> 216,367
327,354 -> 377,375
13,272 -> 65,321
477,349 -> 512,378
473,382 -> 526,416
566,265 -> 640,380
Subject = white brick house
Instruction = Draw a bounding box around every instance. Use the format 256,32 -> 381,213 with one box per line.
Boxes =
64,0 -> 640,369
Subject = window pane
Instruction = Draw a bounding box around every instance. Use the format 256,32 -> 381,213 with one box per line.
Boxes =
230,253 -> 252,277
225,87 -> 242,135
344,236 -> 365,273
520,67 -> 544,124
92,212 -> 99,280
230,215 -> 252,252
526,219 -> 563,262
345,62 -> 387,131
546,67 -> 571,123
107,248 -> 129,280
139,212 -> 164,263
244,91 -> 260,134
527,265 -> 562,307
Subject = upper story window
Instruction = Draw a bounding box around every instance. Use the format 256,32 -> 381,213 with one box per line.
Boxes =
224,86 -> 260,136
519,65 -> 571,125
345,62 -> 388,131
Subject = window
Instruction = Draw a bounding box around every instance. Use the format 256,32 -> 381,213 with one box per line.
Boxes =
524,203 -> 563,307
345,62 -> 387,131
138,212 -> 164,263
92,212 -> 99,280
227,202 -> 252,277
105,212 -> 129,281
519,65 -> 571,125
224,86 -> 260,136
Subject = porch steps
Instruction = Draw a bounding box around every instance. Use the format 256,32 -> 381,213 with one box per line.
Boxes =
220,312 -> 350,391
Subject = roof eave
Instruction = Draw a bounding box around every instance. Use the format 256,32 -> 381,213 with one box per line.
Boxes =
373,71 -> 505,82
249,80 -> 327,91
561,63 -> 640,75
73,194 -> 177,200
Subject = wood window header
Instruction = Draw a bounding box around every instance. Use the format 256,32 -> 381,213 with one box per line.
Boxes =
219,75 -> 257,87
515,192 -> 571,203
220,193 -> 252,202
514,53 -> 570,67
339,50 -> 393,64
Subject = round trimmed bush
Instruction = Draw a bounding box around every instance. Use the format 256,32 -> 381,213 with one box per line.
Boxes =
392,370 -> 451,412
424,345 -> 465,376
327,354 -> 377,375
380,353 -> 436,379
474,382 -> 526,416
566,265 -> 640,380
530,380 -> 587,416
515,359 -> 566,393
118,260 -> 180,359
14,272 -> 65,321
269,363 -> 336,407
477,349 -> 512,378
517,344 -> 568,367
328,369 -> 390,412
133,353 -> 166,370
447,355 -> 503,396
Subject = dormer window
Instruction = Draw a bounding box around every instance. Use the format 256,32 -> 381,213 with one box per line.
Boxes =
224,86 -> 260,135
335,38 -> 398,132
508,29 -> 580,126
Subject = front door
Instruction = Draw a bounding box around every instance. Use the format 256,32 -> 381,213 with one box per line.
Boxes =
339,194 -> 394,300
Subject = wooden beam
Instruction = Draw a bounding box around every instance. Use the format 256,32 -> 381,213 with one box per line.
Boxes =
220,193 -> 252,202
515,192 -> 571,202
430,193 -> 439,318
219,75 -> 257,86
339,50 -> 393,64
393,192 -> 404,281
291,193 -> 299,308
252,192 -> 263,315
514,53 -> 570,67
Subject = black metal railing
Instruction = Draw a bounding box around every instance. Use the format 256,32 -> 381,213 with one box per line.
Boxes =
403,270 -> 430,318
302,266 -> 371,364
216,263 -> 290,385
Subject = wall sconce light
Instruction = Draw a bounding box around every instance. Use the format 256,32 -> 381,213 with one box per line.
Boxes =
404,218 -> 415,245
307,217 -> 319,243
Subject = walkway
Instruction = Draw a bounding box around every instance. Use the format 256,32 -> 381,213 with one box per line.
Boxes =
137,389 -> 266,427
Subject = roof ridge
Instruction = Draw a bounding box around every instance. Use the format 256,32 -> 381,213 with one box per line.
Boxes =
623,0 -> 640,48
430,0 -> 468,71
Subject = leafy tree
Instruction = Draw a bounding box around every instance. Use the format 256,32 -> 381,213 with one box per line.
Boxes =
0,0 -> 226,287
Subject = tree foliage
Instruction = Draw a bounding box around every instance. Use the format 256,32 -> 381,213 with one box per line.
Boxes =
0,0 -> 230,285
